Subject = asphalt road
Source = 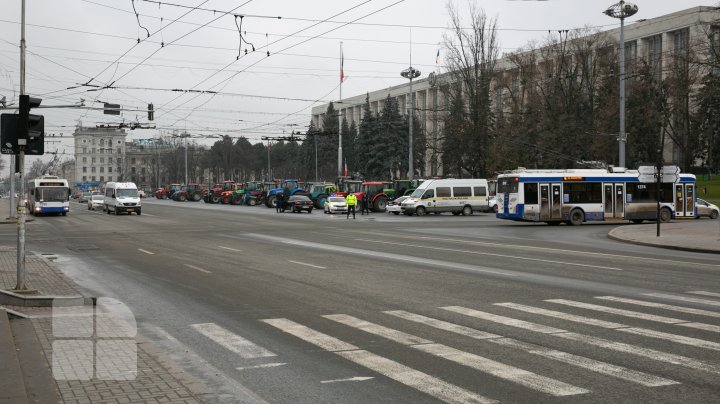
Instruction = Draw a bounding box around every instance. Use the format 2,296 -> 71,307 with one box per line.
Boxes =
4,198 -> 720,403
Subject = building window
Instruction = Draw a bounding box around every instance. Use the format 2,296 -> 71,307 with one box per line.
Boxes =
108,176 -> 112,182
131,167 -> 136,174
100,167 -> 104,173
91,167 -> 96,173
92,148 -> 96,154
673,29 -> 689,73
83,167 -> 87,173
131,158 -> 136,164
92,157 -> 96,163
108,157 -> 112,164
92,176 -> 96,181
109,167 -> 113,173
83,176 -> 87,182
624,40 -> 637,73
647,34 -> 662,82
117,140 -> 121,144
82,157 -> 87,163
100,157 -> 104,164
82,139 -> 87,143
100,139 -> 104,146
141,167 -> 146,175
100,176 -> 104,182
83,147 -> 87,154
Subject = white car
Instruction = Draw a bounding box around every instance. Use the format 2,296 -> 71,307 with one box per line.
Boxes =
387,196 -> 409,215
697,198 -> 719,219
324,196 -> 348,214
88,194 -> 104,210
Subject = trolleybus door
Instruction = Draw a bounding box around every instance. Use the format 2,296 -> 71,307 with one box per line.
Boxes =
551,184 -> 562,220
603,183 -> 625,219
674,183 -> 695,218
539,184 -> 550,220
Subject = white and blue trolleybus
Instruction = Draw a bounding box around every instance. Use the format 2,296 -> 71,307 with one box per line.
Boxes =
28,175 -> 70,216
496,168 -> 696,225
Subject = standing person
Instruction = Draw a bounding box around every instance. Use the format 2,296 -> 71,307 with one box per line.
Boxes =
275,192 -> 284,213
361,193 -> 370,215
346,193 -> 357,219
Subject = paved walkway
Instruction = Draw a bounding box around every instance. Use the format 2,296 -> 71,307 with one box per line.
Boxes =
608,219 -> 720,254
0,242 -> 209,403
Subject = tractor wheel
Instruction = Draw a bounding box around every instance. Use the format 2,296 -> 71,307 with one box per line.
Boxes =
248,198 -> 257,206
372,196 -> 387,212
179,194 -> 187,202
191,192 -> 202,201
266,195 -> 276,208
231,195 -> 242,205
316,195 -> 328,210
210,195 -> 221,204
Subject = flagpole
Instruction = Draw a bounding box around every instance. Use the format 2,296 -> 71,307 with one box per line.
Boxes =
338,41 -> 343,178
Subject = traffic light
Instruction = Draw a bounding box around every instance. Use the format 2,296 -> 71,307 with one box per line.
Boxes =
0,95 -> 44,155
25,114 -> 44,155
148,103 -> 154,121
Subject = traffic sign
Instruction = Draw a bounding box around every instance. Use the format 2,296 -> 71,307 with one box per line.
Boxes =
636,165 -> 679,183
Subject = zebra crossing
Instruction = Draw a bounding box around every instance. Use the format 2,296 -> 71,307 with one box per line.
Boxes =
189,291 -> 720,402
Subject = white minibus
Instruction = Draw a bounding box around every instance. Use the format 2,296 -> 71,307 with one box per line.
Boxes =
104,182 -> 142,215
401,179 -> 490,216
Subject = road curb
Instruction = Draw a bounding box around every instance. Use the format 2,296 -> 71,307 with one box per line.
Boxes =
0,289 -> 85,307
607,228 -> 720,255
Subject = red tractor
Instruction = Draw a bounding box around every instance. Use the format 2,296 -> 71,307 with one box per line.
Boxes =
171,184 -> 206,202
154,184 -> 181,199
203,181 -> 235,204
355,181 -> 391,212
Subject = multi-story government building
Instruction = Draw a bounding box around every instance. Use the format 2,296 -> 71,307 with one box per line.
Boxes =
311,5 -> 720,176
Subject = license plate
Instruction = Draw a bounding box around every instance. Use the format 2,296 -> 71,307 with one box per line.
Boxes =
127,208 -> 134,212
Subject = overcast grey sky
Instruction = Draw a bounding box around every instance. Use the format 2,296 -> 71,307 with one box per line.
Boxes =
0,0 -> 714,168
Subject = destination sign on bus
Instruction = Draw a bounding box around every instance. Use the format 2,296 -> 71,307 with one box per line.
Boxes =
562,176 -> 584,181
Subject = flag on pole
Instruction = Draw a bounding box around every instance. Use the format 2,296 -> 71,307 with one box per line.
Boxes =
340,48 -> 345,82
435,49 -> 440,65
343,158 -> 348,177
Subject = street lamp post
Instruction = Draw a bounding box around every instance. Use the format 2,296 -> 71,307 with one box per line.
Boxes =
401,67 -> 421,180
604,0 -> 638,169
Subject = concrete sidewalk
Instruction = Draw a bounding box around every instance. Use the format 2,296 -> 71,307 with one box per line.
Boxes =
608,219 -> 720,254
0,245 -> 210,403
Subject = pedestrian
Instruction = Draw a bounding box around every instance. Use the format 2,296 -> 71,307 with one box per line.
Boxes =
346,192 -> 357,219
361,193 -> 370,215
276,192 -> 284,213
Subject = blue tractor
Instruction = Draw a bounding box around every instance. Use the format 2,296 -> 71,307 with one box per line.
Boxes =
264,179 -> 306,208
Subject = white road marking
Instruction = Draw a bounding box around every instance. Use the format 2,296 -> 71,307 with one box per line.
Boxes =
218,246 -> 243,252
495,302 -> 626,329
246,233 -> 515,277
138,248 -> 154,255
288,260 -> 326,269
320,376 -> 374,384
442,306 -> 566,334
546,299 -> 720,333
356,238 -> 623,271
322,314 -> 432,345
687,291 -> 720,298
642,293 -> 720,307
417,235 -> 720,268
496,302 -> 720,351
544,299 -> 688,324
236,363 -> 287,370
595,296 -> 720,319
384,310 -> 502,340
140,212 -> 156,217
261,318 -> 358,352
184,264 -> 212,274
385,311 -> 676,387
191,323 -> 276,358
263,318 -> 494,404
445,306 -> 720,375
325,314 -> 587,397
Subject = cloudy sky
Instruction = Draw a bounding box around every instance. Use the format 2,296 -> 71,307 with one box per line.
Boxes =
0,0 -> 714,168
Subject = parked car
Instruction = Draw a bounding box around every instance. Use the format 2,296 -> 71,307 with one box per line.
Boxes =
488,195 -> 498,213
696,198 -> 719,219
88,194 -> 104,210
287,195 -> 313,213
387,196 -> 409,215
324,196 -> 347,214
78,192 -> 91,203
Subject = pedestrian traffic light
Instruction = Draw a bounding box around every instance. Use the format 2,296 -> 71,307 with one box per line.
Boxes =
148,103 -> 154,121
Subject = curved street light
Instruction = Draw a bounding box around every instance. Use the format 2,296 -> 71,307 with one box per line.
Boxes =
401,67 -> 421,180
604,0 -> 638,168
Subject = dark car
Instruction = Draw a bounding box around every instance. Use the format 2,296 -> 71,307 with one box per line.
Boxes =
287,195 -> 314,213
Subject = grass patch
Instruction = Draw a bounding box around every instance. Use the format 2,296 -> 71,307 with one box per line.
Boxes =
696,174 -> 720,204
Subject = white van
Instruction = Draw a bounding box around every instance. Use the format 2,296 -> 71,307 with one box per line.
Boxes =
104,182 -> 142,215
401,179 -> 490,216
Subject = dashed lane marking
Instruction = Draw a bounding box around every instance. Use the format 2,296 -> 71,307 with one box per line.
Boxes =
287,260 -> 326,269
138,248 -> 154,255
184,264 -> 212,274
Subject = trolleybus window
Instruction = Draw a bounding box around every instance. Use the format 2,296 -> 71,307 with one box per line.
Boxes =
524,183 -> 539,204
498,178 -> 518,194
564,183 -> 602,204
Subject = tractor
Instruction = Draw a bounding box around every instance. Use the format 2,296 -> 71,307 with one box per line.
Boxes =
220,183 -> 246,205
203,180 -> 235,204
171,183 -> 206,202
242,181 -> 266,206
356,181 -> 391,212
154,183 -> 181,199
386,179 -> 424,199
307,182 -> 337,210
265,179 -> 306,208
336,177 -> 363,197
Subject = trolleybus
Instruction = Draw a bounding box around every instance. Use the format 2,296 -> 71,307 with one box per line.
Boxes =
496,168 -> 696,225
28,175 -> 70,216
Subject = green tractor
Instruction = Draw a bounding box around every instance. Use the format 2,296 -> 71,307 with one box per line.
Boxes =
386,179 -> 423,199
307,182 -> 338,210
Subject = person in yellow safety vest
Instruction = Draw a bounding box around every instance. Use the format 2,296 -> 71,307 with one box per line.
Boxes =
345,193 -> 357,219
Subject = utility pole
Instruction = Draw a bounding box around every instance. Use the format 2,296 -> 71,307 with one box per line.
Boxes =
15,0 -> 28,291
